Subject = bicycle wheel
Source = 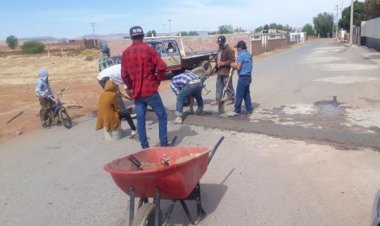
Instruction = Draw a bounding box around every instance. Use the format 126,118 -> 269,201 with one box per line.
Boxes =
59,108 -> 72,129
132,203 -> 162,226
39,109 -> 52,127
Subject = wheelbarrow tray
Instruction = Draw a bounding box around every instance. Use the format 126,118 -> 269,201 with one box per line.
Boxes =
104,147 -> 210,199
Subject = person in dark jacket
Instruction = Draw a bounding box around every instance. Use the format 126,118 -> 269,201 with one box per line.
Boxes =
211,35 -> 236,106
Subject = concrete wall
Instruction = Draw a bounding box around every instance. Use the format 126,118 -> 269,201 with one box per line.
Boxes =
361,17 -> 380,51
45,39 -> 96,51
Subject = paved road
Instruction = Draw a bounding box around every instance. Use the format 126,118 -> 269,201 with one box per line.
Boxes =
1,39 -> 380,226
188,39 -> 380,149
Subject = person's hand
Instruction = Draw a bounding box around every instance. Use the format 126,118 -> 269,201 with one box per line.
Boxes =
231,62 -> 237,69
125,89 -> 132,98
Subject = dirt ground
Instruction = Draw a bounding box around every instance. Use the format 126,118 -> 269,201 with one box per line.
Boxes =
0,45 -> 291,143
0,53 -> 176,143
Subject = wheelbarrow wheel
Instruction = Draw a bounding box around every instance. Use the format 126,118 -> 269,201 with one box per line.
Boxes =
132,203 -> 162,226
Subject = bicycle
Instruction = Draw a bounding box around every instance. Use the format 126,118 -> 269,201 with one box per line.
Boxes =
39,87 -> 72,129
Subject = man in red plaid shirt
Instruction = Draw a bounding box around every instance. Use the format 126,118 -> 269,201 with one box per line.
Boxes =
121,25 -> 168,148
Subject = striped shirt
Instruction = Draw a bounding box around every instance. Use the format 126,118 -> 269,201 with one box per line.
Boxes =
170,71 -> 199,95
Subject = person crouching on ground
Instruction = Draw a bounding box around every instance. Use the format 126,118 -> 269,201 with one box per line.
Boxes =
170,68 -> 206,124
35,68 -> 54,127
229,40 -> 253,117
96,80 -> 136,138
97,64 -> 137,138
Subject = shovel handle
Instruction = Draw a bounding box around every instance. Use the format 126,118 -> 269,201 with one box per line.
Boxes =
208,136 -> 225,163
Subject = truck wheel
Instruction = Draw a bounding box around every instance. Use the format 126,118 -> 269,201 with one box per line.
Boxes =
200,61 -> 212,74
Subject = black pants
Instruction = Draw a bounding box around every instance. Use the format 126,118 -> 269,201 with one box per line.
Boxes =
119,110 -> 136,131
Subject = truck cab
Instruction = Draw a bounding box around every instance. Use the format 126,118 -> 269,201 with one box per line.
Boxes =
145,40 -> 183,73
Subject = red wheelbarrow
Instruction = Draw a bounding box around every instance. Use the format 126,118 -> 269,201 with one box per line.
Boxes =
104,137 -> 224,226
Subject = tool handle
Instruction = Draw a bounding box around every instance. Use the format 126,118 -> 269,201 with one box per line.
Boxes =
208,136 -> 225,163
128,155 -> 142,170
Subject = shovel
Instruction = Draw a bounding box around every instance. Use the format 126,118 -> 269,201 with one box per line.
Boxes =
218,68 -> 234,114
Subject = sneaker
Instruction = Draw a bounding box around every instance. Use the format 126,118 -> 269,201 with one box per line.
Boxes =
129,130 -> 137,139
210,100 -> 220,106
174,117 -> 183,124
228,111 -> 239,117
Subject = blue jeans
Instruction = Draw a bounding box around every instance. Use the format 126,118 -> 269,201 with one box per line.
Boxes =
134,93 -> 168,149
234,77 -> 252,114
176,83 -> 204,116
216,74 -> 235,101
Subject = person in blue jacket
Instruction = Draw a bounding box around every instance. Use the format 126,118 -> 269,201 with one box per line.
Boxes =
229,40 -> 253,117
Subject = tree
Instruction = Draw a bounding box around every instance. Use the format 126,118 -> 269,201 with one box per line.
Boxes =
6,35 -> 18,49
21,41 -> 45,54
234,27 -> 246,33
255,23 -> 294,32
338,1 -> 364,31
178,31 -> 199,36
363,0 -> 380,20
146,30 -> 156,37
302,23 -> 315,36
313,12 -> 334,37
217,25 -> 233,34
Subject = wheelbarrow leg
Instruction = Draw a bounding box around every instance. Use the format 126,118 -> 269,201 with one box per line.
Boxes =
180,200 -> 195,224
129,187 -> 135,226
154,189 -> 161,226
163,200 -> 177,225
195,183 -> 206,223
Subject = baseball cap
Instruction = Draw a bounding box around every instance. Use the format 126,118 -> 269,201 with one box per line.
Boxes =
234,40 -> 247,49
129,26 -> 144,37
217,35 -> 226,44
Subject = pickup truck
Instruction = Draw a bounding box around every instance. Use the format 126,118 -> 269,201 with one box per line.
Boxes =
144,39 -> 216,75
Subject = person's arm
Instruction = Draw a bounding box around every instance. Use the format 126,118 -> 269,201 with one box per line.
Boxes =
152,50 -> 168,81
121,51 -> 132,90
231,53 -> 243,71
219,47 -> 235,67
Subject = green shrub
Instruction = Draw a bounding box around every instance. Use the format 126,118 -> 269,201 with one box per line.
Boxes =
6,35 -> 18,49
21,41 -> 45,54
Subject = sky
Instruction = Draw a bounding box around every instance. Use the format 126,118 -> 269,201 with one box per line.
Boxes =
0,0 -> 356,41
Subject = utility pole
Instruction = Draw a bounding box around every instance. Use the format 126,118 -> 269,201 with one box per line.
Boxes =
349,0 -> 354,45
91,22 -> 96,47
162,24 -> 166,35
168,19 -> 172,39
335,5 -> 339,39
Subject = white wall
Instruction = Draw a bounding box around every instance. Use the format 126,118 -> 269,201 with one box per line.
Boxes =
361,17 -> 380,39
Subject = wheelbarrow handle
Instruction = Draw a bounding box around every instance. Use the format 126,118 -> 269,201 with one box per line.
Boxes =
208,136 -> 224,163
128,155 -> 142,170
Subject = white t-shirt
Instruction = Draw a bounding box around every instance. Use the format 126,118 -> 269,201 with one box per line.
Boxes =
97,64 -> 124,85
